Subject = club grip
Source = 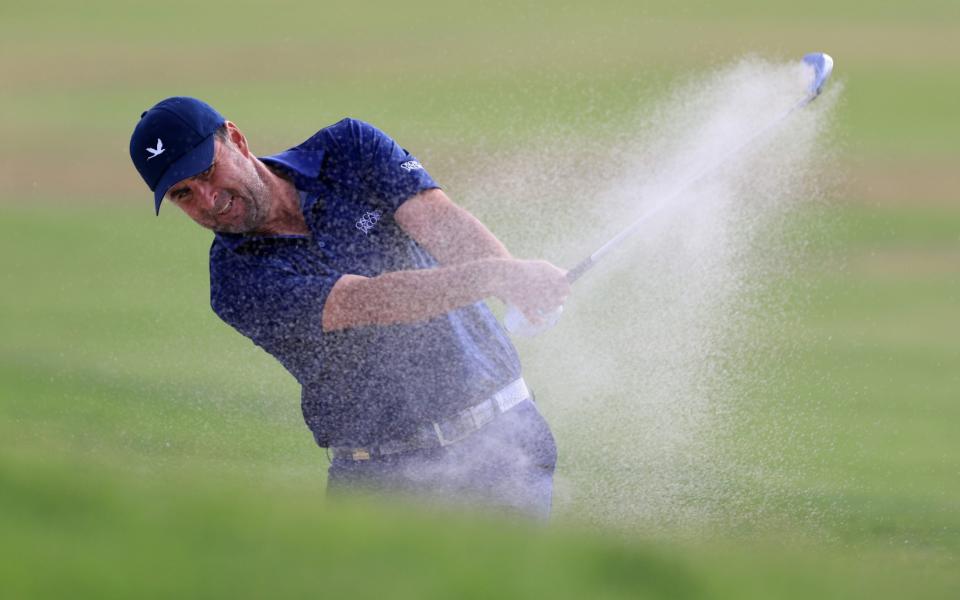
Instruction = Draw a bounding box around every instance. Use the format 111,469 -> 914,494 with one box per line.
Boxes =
565,257 -> 594,284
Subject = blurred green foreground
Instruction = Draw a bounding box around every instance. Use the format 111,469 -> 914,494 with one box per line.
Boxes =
2,1 -> 958,598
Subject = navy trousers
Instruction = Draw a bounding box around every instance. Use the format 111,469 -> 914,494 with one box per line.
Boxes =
326,400 -> 557,519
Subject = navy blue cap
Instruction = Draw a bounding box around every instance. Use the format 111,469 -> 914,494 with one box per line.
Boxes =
129,97 -> 226,214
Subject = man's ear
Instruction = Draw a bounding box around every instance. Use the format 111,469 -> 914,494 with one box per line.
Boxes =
225,121 -> 251,157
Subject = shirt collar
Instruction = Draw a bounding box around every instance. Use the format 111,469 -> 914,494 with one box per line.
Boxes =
215,231 -> 255,251
215,230 -> 311,252
260,140 -> 326,191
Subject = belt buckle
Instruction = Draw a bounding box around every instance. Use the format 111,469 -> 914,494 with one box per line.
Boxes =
433,411 -> 475,447
470,399 -> 496,427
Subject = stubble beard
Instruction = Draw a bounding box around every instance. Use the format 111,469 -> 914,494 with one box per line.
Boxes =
215,178 -> 271,235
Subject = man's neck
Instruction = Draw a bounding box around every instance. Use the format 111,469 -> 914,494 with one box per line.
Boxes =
253,161 -> 310,236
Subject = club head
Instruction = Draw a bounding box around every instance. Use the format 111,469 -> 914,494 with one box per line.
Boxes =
803,52 -> 834,97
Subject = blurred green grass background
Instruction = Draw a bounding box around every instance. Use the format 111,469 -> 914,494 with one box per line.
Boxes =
1,1 -> 958,598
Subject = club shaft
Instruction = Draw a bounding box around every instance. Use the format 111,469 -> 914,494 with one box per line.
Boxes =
565,90 -> 820,285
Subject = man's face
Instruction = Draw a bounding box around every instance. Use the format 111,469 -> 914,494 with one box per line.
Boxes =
165,133 -> 270,234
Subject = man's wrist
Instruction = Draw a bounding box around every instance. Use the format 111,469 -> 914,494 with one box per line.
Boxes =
471,258 -> 512,303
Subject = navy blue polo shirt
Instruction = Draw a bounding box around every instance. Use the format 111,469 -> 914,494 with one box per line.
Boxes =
209,118 -> 521,447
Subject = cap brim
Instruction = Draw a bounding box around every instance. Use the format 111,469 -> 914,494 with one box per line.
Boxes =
152,133 -> 216,214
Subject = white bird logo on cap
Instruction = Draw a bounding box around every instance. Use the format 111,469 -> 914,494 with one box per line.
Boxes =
146,139 -> 165,160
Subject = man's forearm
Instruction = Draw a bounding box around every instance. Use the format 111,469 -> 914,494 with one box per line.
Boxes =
395,188 -> 513,265
324,188 -> 570,332
322,258 -> 508,331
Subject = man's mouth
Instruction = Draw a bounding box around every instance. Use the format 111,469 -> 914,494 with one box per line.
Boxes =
216,197 -> 235,215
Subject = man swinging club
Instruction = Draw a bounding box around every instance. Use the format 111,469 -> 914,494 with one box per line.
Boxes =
129,97 -> 569,517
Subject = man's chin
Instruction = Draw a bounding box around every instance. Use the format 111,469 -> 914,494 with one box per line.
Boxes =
213,203 -> 262,234
214,220 -> 259,235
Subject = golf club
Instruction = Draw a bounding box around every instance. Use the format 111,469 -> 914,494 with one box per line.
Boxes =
505,52 -> 834,336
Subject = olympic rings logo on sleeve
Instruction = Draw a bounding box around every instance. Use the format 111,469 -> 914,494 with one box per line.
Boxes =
400,160 -> 423,172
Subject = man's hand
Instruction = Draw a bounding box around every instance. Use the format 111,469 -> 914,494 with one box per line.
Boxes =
493,260 -> 570,325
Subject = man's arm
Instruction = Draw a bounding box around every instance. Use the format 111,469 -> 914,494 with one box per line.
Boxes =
322,187 -> 569,332
321,258 -> 567,332
394,188 -> 513,264
394,187 -> 570,326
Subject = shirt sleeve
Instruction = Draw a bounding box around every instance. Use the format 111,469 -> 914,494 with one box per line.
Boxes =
344,119 -> 440,211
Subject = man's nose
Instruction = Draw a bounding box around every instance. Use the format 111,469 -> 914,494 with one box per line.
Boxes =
194,182 -> 218,209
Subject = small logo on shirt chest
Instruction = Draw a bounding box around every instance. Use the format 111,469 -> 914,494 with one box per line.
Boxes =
355,210 -> 382,235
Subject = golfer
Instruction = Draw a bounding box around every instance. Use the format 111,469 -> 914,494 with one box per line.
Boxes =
129,97 -> 569,517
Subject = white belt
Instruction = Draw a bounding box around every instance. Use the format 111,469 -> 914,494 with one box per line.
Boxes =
333,378 -> 530,461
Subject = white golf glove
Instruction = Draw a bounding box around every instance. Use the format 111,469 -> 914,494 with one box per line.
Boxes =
503,304 -> 563,337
